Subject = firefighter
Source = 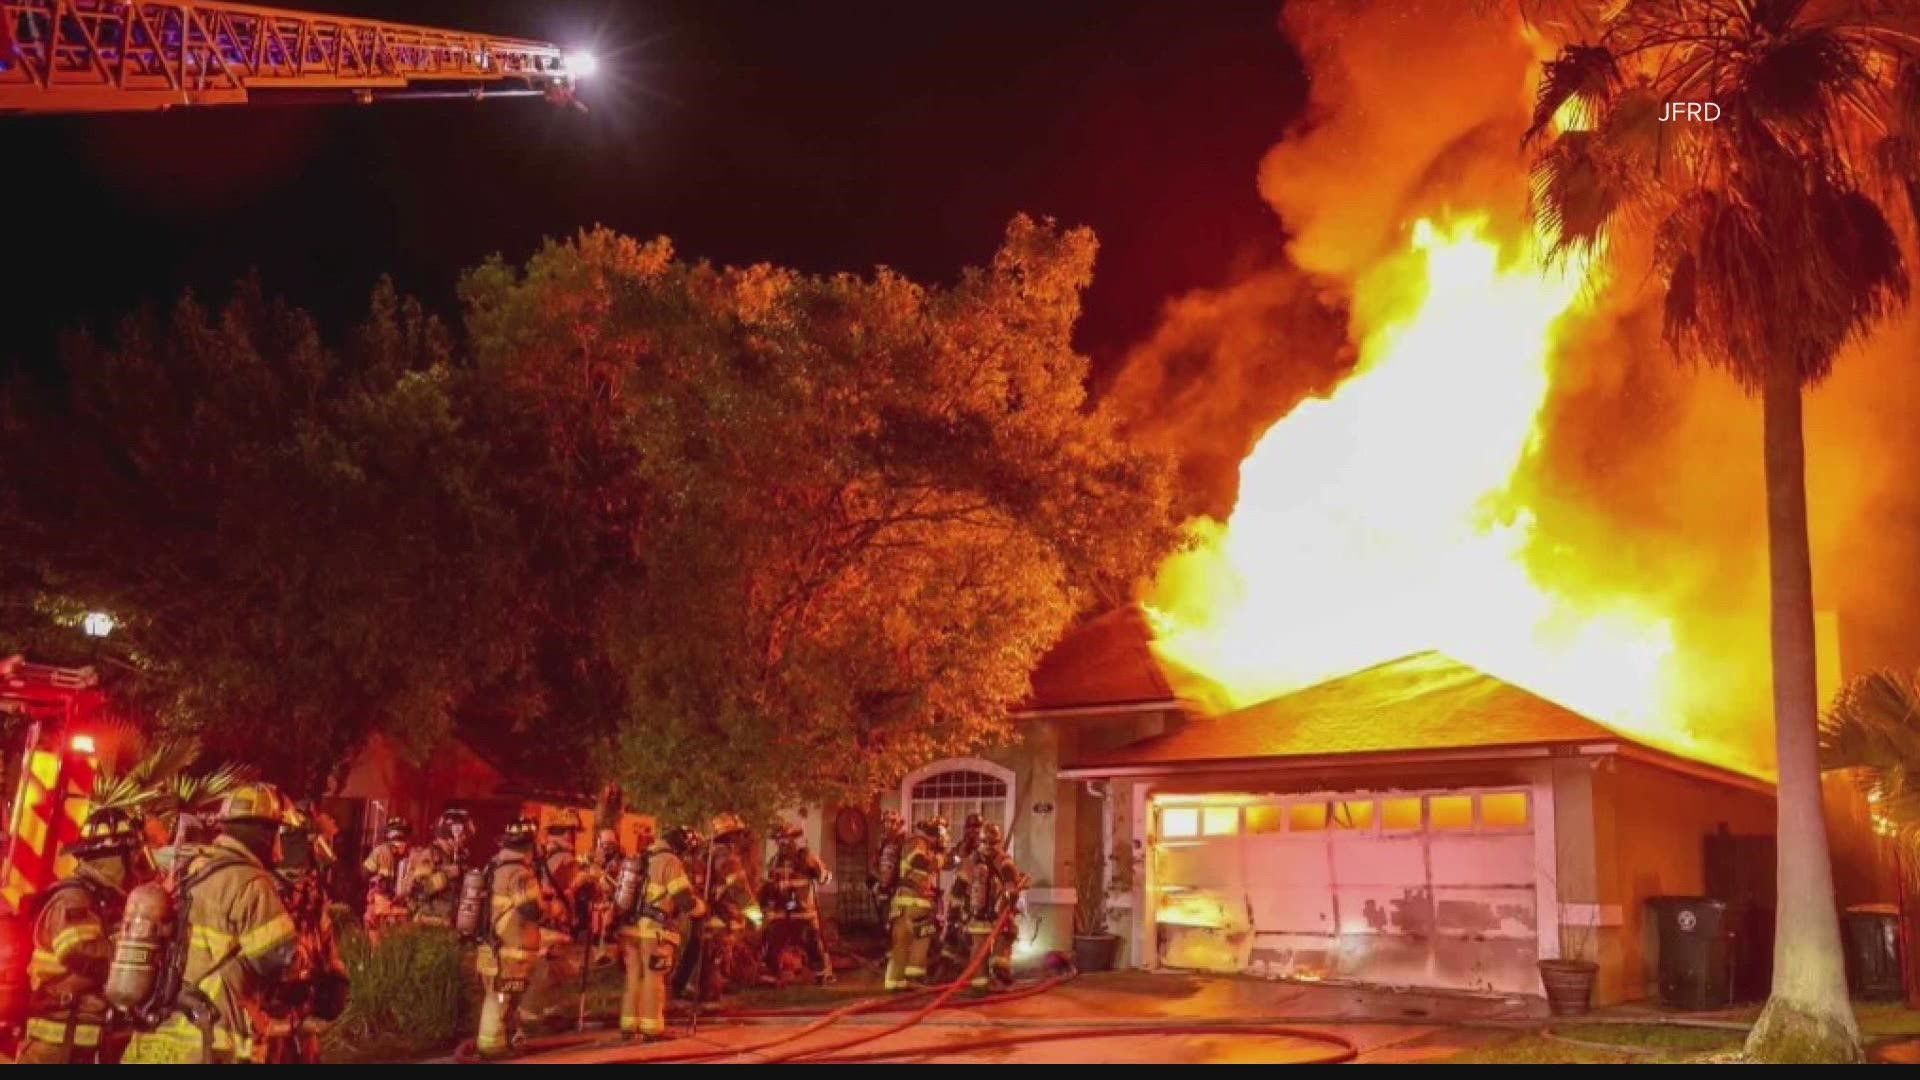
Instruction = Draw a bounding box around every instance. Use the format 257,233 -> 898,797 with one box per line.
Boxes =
575,827 -> 625,968
936,812 -> 987,978
961,823 -> 1026,990
473,817 -> 544,1060
869,808 -> 907,914
884,817 -> 947,991
696,813 -> 763,1000
540,810 -> 585,902
407,808 -> 472,928
361,817 -> 412,935
759,819 -> 834,986
612,816 -> 699,1041
16,807 -> 152,1064
257,805 -> 349,1063
122,783 -> 300,1064
951,812 -> 986,869
667,826 -> 707,1000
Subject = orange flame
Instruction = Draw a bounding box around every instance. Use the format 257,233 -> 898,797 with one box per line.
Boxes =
1147,215 -> 1706,761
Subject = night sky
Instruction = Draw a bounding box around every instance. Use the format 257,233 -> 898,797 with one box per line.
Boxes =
3,0 -> 1308,377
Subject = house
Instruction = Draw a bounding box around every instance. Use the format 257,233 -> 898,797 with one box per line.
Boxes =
329,732 -> 643,889
797,605 -> 1204,960
816,608 -> 1825,1007
1058,649 -> 1778,1003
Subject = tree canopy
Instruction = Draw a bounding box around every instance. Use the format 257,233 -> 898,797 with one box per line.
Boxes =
0,217 -> 1180,818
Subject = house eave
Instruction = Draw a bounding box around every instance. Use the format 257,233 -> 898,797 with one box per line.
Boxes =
1058,742 -> 1578,781
1011,697 -> 1186,721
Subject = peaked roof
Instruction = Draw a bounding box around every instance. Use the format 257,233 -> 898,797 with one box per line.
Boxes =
1020,605 -> 1180,713
1065,651 -> 1637,771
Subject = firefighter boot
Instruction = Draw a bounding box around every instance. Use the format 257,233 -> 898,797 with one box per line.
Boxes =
476,978 -> 522,1059
885,908 -> 916,990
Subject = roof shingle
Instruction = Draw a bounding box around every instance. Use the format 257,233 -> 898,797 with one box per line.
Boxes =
1065,651 -> 1633,770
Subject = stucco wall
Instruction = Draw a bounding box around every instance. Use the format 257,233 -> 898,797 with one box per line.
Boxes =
859,706 -> 1185,967
1587,757 -> 1774,1005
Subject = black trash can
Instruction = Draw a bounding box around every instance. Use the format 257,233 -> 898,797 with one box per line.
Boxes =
1647,896 -> 1731,1010
1842,904 -> 1904,1001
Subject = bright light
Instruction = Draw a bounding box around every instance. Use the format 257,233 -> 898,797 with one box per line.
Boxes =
70,734 -> 96,755
81,612 -> 115,639
565,51 -> 599,79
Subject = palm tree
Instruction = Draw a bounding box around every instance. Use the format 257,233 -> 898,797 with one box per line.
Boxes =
1525,0 -> 1920,1062
91,736 -> 256,844
1821,669 -> 1920,1006
1823,670 -> 1920,857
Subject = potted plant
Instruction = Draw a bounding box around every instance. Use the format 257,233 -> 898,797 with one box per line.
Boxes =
1071,838 -> 1133,972
1539,908 -> 1600,1016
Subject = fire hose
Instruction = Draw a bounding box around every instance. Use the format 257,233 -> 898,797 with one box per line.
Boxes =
453,901 -> 1362,1065
454,902 -> 1031,1064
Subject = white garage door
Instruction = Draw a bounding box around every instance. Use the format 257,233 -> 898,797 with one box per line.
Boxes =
1152,788 -> 1538,995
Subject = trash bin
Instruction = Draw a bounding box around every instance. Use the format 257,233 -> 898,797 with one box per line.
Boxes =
1843,904 -> 1904,1001
1647,896 -> 1731,1010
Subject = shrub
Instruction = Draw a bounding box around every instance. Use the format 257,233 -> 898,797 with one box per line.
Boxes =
323,922 -> 473,1062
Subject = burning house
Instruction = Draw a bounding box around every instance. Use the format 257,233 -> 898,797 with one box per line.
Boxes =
1060,648 -> 1774,1004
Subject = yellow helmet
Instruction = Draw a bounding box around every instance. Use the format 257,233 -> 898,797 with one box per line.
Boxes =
709,812 -> 746,840
218,782 -> 289,826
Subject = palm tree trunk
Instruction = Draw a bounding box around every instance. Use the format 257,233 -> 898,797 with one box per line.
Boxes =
1745,363 -> 1862,1063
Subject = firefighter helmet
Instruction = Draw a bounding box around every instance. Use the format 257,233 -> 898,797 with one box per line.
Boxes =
708,812 -> 746,841
280,805 -> 335,873
664,824 -> 702,855
218,782 -> 289,825
769,817 -> 802,843
547,809 -> 584,835
383,817 -> 413,842
502,817 -> 539,845
435,808 -> 473,842
963,811 -> 985,834
980,822 -> 1006,851
914,816 -> 950,847
72,807 -> 145,860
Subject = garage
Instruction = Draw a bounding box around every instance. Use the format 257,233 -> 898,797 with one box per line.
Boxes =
1150,786 -> 1538,995
1060,651 -> 1781,1004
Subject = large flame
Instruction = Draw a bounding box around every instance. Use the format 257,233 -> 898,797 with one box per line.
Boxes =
1147,215 -> 1695,757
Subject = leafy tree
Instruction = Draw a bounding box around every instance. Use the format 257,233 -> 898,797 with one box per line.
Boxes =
1526,0 -> 1920,1060
459,218 -> 1180,820
0,280 -> 523,794
3,218 -> 1179,821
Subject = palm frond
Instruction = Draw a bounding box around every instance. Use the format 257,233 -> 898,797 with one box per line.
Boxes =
1823,669 -> 1920,863
1531,131 -> 1624,259
1742,25 -> 1869,131
1527,44 -> 1622,145
89,737 -> 202,816
166,760 -> 256,814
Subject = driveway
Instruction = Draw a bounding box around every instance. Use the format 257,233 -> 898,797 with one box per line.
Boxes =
516,973 -> 1540,1064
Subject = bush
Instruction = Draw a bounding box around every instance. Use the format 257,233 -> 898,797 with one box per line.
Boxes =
323,922 -> 474,1062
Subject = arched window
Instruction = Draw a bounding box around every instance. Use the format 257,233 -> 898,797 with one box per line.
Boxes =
902,758 -> 1014,834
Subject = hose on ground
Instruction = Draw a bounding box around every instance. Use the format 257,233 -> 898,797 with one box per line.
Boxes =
547,900 -> 1031,1064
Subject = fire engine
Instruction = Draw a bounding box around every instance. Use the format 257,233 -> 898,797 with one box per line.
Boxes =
1,0 -> 593,114
0,656 -> 106,1048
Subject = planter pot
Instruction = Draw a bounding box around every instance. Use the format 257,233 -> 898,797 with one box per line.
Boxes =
1539,959 -> 1599,1017
1073,933 -> 1122,973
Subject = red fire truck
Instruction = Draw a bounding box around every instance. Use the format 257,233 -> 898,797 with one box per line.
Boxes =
0,656 -> 106,1049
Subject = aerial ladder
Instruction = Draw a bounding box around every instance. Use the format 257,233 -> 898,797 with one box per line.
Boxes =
0,0 -> 591,114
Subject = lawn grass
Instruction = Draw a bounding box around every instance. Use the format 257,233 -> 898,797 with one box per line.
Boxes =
1446,1005 -> 1920,1065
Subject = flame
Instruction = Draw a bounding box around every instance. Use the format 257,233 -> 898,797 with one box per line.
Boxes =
1148,214 -> 1698,758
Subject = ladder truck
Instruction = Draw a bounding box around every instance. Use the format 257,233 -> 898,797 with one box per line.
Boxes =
0,0 -> 593,113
